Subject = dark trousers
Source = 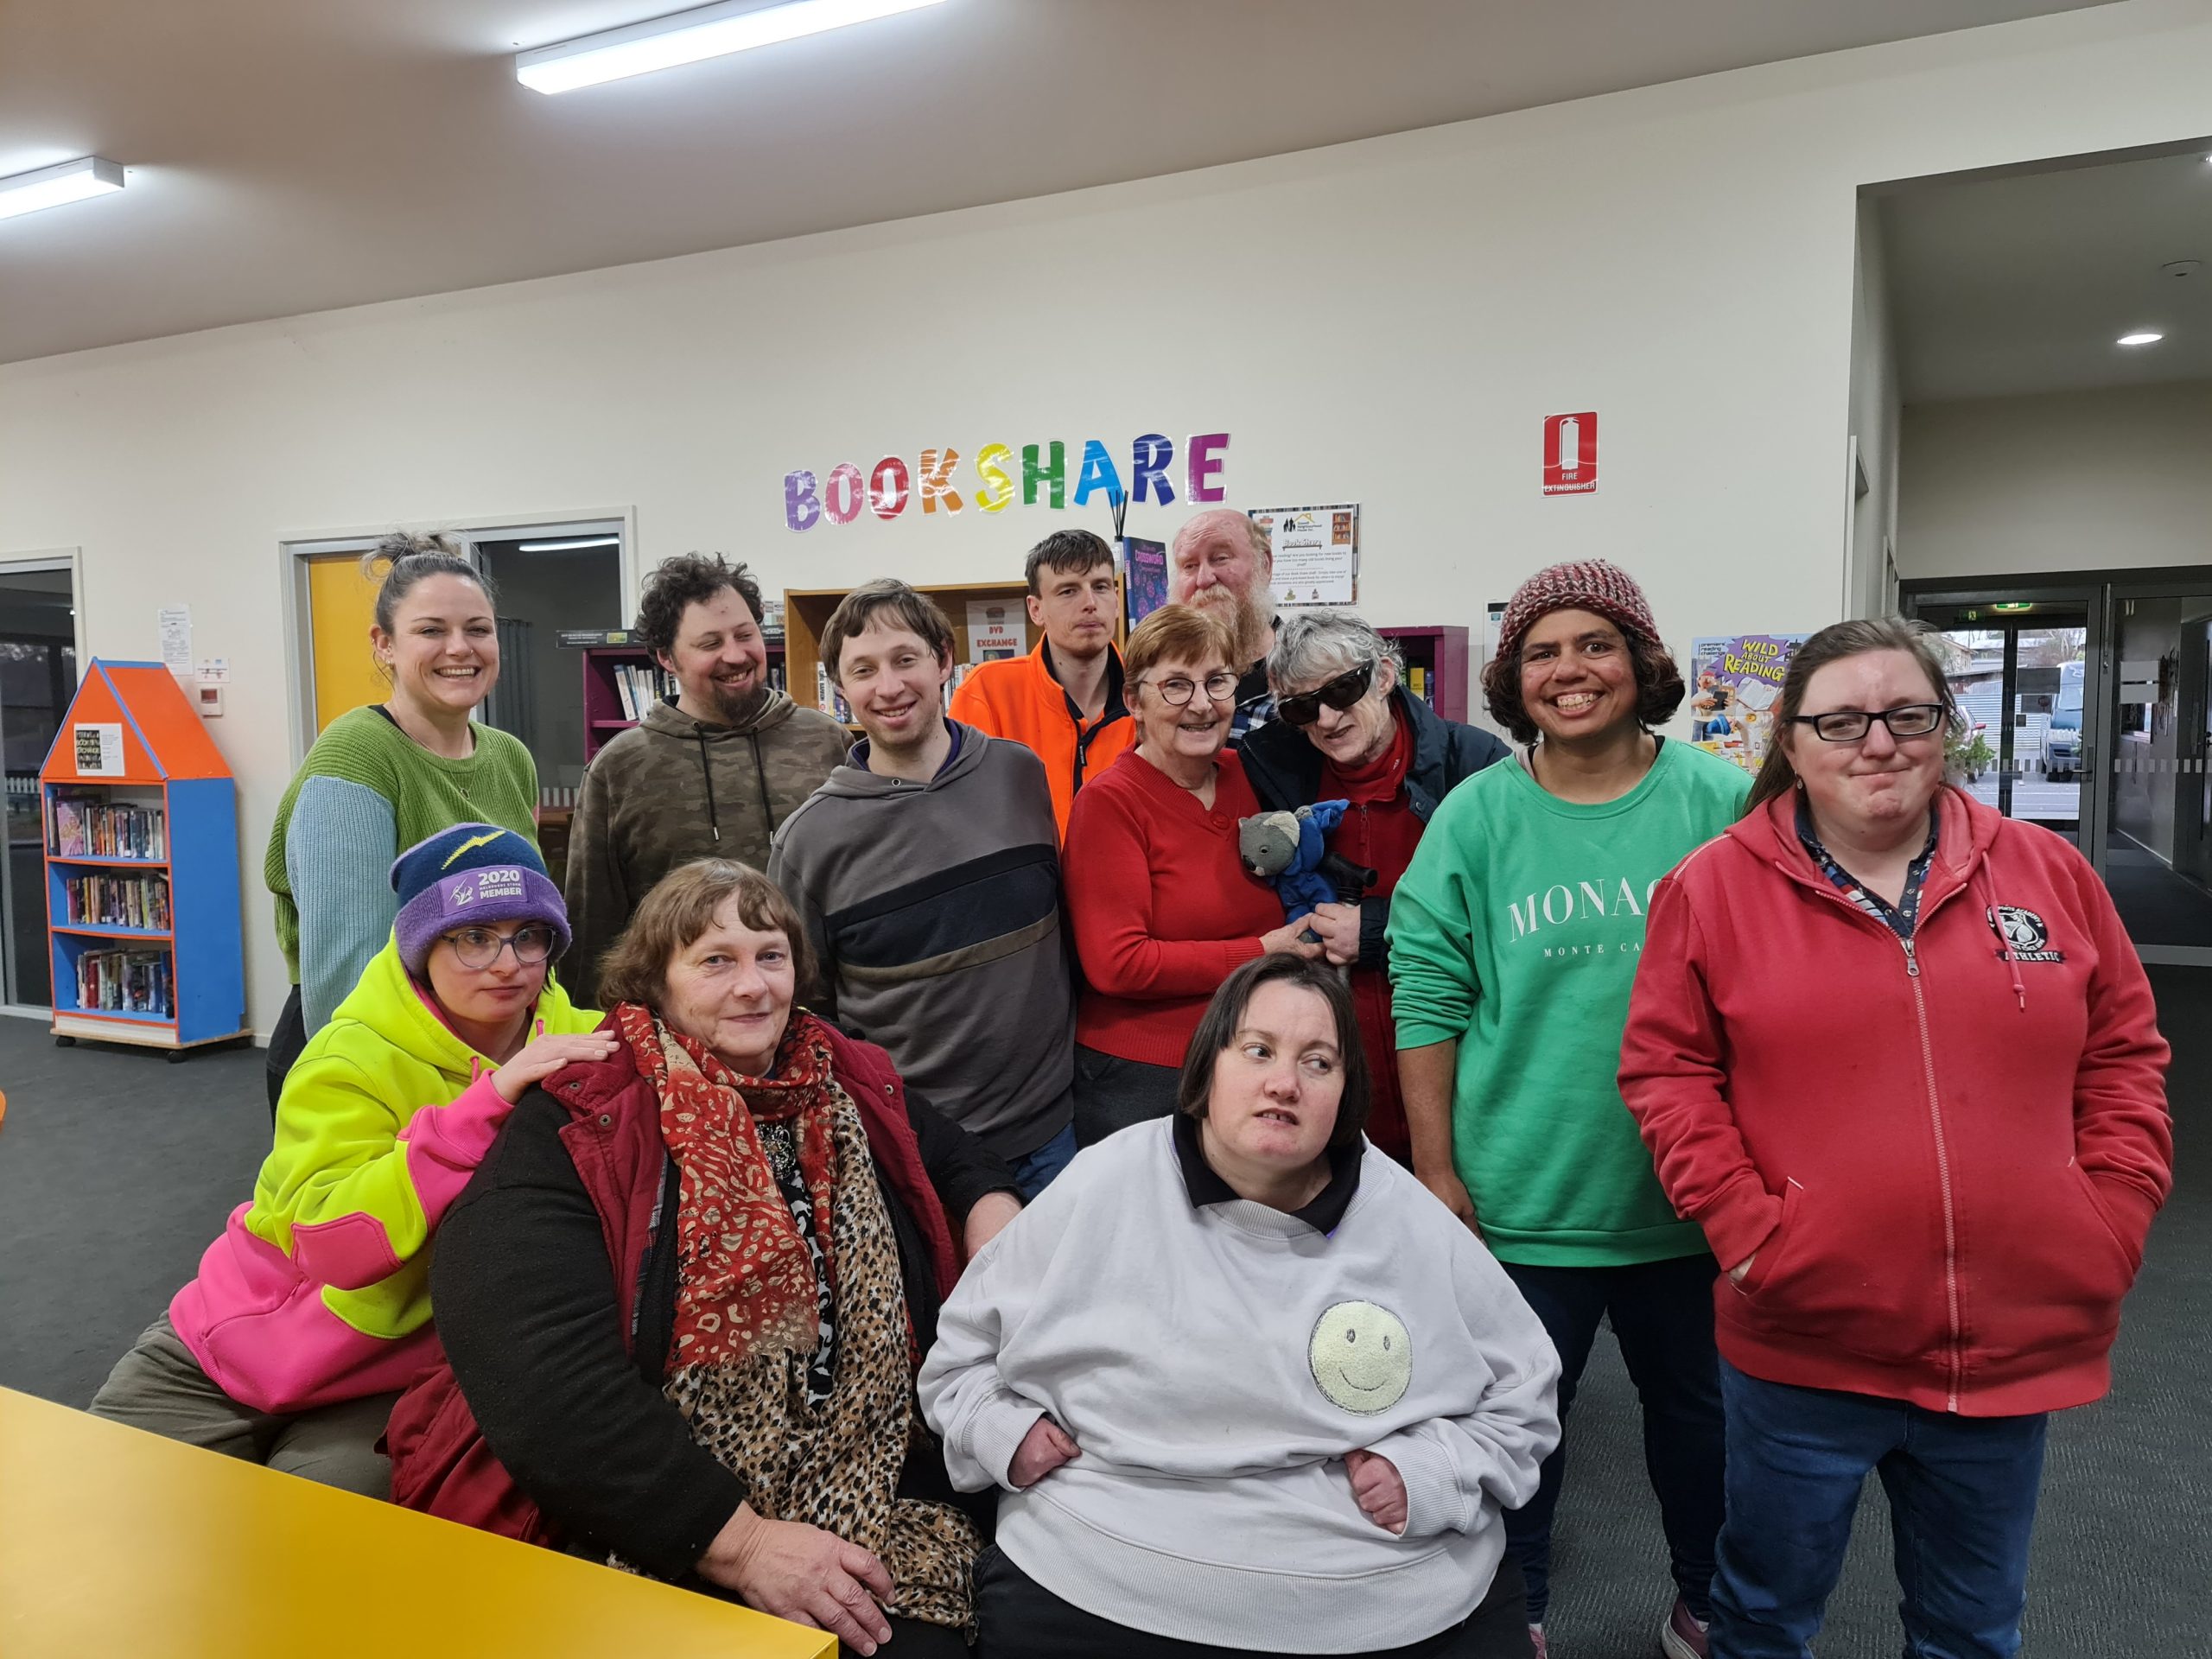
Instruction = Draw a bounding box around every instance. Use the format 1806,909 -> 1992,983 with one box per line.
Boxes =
1071,1045 -> 1180,1147
1709,1360 -> 2048,1659
976,1543 -> 1529,1659
264,983 -> 308,1120
1500,1254 -> 1726,1625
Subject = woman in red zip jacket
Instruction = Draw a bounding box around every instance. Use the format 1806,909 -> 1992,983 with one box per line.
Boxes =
1619,617 -> 2171,1659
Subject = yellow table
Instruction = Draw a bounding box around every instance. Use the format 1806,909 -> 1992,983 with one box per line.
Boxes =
0,1387 -> 834,1657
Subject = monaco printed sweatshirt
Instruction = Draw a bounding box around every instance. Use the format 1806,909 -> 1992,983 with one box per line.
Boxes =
169,937 -> 600,1414
766,723 -> 1074,1159
919,1118 -> 1560,1655
1387,741 -> 1746,1266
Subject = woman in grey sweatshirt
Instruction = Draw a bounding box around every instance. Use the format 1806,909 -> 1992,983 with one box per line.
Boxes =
920,955 -> 1561,1658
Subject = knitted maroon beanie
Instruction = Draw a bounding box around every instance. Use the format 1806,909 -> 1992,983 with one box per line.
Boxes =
1495,559 -> 1659,664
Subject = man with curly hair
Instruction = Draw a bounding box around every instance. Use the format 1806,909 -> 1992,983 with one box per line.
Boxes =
562,553 -> 849,1007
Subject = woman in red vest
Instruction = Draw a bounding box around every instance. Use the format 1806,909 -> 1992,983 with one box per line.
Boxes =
389,860 -> 1020,1657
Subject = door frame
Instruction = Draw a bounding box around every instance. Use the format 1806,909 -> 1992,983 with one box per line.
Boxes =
1903,565 -> 2212,967
0,548 -> 86,1017
276,509 -> 634,766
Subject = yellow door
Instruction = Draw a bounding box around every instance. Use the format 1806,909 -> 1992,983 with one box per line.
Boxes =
306,555 -> 388,734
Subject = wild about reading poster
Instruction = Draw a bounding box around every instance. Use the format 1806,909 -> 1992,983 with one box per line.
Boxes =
1689,634 -> 1808,775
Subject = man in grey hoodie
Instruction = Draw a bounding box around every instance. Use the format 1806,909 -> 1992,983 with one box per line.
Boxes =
562,554 -> 849,1007
769,579 -> 1077,1198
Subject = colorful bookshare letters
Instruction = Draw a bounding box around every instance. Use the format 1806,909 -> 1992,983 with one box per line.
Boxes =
784,431 -> 1230,532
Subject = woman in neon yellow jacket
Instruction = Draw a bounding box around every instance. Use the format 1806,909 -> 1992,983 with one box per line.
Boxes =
90,823 -> 615,1497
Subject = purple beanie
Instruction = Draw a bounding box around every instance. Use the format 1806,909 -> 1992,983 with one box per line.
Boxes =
389,823 -> 569,979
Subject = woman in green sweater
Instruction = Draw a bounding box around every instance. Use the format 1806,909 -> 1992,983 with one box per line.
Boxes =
263,534 -> 538,1111
1387,562 -> 1746,1659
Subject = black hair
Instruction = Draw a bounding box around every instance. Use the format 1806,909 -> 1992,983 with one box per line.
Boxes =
1024,529 -> 1116,597
635,553 -> 766,660
1478,620 -> 1684,746
1175,952 -> 1370,1150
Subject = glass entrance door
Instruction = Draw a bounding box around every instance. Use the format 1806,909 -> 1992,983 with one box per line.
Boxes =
0,565 -> 79,1009
2104,592 -> 2212,957
1914,601 -> 2089,846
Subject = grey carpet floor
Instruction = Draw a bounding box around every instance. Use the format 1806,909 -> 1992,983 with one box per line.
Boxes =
2,974 -> 2206,1656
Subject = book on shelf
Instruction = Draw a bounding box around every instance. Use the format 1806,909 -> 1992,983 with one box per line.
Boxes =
61,873 -> 172,931
48,793 -> 167,859
613,662 -> 676,721
814,664 -> 853,722
76,947 -> 173,1017
1408,666 -> 1430,705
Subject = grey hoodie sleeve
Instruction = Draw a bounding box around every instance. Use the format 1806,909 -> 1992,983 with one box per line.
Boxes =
560,755 -> 629,1010
766,816 -> 838,1026
1360,1236 -> 1561,1540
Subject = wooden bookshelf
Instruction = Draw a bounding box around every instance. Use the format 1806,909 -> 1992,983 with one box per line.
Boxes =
578,638 -> 789,763
1379,626 -> 1471,723
38,661 -> 247,1060
783,582 -> 1038,724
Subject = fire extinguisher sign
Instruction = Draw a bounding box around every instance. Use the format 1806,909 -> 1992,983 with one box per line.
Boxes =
1543,411 -> 1598,495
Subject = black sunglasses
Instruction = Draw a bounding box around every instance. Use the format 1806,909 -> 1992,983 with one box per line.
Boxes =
1277,659 -> 1377,728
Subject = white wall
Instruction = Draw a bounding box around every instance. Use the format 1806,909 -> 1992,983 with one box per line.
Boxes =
1897,379 -> 2212,580
8,1 -> 2212,1034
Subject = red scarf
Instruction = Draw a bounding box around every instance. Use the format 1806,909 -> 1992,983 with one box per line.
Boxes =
1321,706 -> 1414,804
616,1003 -> 842,1372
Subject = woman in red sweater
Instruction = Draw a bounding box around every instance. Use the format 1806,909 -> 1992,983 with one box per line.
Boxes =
1064,604 -> 1349,1144
1620,618 -> 2171,1659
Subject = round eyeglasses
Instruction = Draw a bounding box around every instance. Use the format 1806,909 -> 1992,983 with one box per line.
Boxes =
1784,703 -> 1946,743
442,924 -> 557,970
1277,658 -> 1377,728
1142,671 -> 1241,708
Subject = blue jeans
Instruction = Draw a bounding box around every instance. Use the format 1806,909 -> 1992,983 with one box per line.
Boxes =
1007,1122 -> 1078,1200
1710,1360 -> 2048,1659
1501,1254 -> 1725,1624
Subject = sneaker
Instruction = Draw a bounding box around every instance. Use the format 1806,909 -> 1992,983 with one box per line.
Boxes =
1659,1597 -> 1709,1659
1527,1624 -> 1548,1659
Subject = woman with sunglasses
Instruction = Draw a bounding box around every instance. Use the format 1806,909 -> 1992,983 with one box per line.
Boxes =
1240,613 -> 1509,1165
90,824 -> 614,1496
1063,605 -> 1357,1145
1621,619 -> 2170,1658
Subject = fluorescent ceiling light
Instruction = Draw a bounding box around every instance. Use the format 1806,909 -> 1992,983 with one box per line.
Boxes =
2116,331 -> 2164,346
518,0 -> 948,94
0,156 -> 124,222
516,537 -> 621,551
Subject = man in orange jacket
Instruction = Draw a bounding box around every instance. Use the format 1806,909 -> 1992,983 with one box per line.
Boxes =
950,529 -> 1135,838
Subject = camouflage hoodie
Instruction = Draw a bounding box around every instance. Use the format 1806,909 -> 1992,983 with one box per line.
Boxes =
562,690 -> 850,1006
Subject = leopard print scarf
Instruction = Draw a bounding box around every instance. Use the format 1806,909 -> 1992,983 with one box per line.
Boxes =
613,1006 -> 976,1632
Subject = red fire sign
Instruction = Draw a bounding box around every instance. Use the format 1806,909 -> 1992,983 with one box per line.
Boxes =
1543,411 -> 1598,495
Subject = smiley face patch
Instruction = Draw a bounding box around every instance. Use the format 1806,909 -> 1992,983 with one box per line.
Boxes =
1309,1300 -> 1412,1414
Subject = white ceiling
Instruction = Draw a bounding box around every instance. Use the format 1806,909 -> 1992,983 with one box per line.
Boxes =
1881,144 -> 2212,401
1,0 -> 2110,365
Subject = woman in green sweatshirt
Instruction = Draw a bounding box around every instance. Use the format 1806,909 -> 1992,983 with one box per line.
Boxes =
1387,562 -> 1745,1659
263,536 -> 538,1112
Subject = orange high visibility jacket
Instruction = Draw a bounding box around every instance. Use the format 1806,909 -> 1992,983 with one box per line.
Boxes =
949,639 -> 1135,839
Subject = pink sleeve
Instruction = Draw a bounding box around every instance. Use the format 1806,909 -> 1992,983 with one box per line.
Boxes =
287,1072 -> 515,1289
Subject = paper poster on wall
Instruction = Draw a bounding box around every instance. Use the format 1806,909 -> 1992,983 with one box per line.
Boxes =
1690,634 -> 1808,774
158,605 -> 192,677
1123,537 -> 1168,630
966,598 -> 1024,661
73,722 -> 125,777
1250,504 -> 1358,605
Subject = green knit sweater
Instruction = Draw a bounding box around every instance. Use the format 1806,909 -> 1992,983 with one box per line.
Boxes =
264,706 -> 538,1036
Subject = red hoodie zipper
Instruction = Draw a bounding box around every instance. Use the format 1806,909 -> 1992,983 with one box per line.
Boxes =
1771,861 -> 1973,1413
